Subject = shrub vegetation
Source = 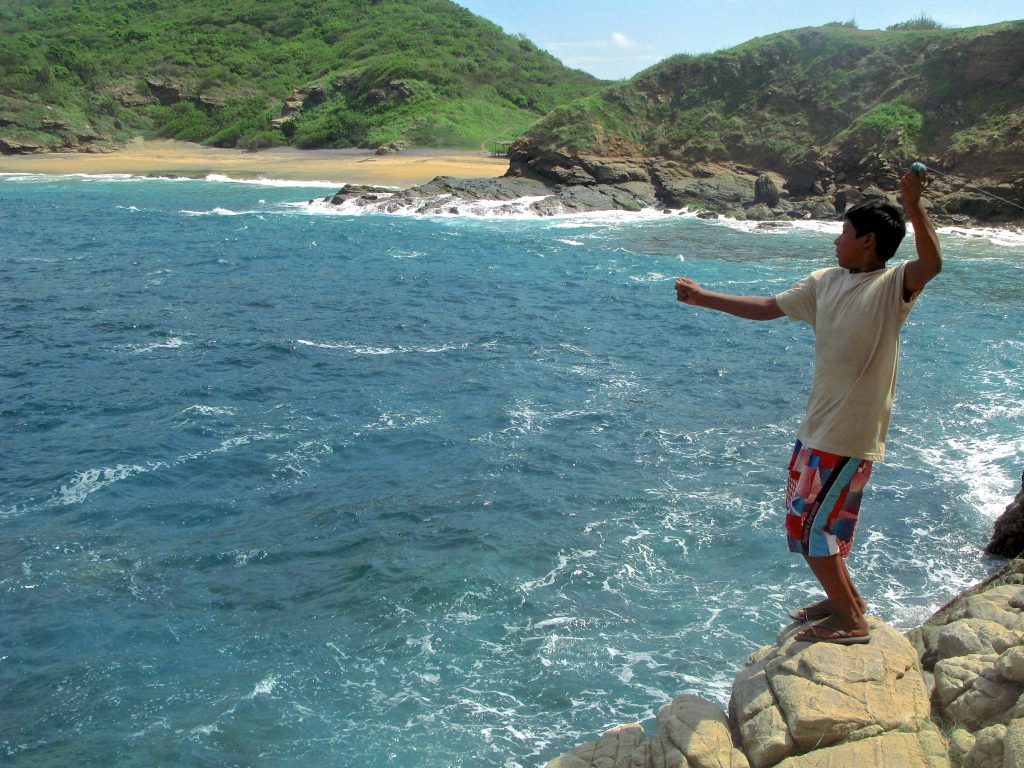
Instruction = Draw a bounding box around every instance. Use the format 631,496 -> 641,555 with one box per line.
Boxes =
0,0 -> 606,150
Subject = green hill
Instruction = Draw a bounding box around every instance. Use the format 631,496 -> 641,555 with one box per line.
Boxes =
0,0 -> 606,153
512,20 -> 1024,196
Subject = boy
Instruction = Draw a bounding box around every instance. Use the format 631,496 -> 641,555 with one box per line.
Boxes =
674,171 -> 941,644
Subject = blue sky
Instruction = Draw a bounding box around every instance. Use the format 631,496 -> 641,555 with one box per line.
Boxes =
456,1 -> 1023,79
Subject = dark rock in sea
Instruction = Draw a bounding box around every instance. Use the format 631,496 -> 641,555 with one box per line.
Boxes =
324,172 -> 660,216
810,199 -> 837,220
754,174 -> 781,207
744,203 -> 775,221
326,184 -> 398,205
986,471 -> 1024,558
936,188 -> 1024,224
650,161 -> 757,210
327,144 -> 1022,223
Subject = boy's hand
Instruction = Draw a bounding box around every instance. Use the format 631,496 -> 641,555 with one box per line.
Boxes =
900,171 -> 927,207
675,277 -> 706,306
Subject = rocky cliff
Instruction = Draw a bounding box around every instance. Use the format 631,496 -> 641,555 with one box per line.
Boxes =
509,21 -> 1024,225
543,478 -> 1024,768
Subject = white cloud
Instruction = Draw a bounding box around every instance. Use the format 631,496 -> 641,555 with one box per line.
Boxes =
545,32 -> 657,78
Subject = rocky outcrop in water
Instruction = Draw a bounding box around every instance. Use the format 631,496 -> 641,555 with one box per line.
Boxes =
545,558 -> 1024,768
986,472 -> 1024,559
325,157 -> 1015,225
502,147 -> 1017,225
322,174 -> 659,216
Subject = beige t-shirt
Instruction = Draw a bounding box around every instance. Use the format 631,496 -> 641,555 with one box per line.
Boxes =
775,262 -> 916,461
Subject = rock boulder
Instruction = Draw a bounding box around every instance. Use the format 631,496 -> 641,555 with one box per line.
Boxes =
986,472 -> 1024,558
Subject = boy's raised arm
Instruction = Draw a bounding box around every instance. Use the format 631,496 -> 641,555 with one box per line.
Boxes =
675,277 -> 784,321
900,171 -> 942,298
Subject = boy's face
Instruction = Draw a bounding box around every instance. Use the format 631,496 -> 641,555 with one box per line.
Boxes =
834,220 -> 875,272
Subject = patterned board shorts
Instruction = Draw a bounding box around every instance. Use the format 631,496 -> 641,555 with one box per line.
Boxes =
786,440 -> 872,558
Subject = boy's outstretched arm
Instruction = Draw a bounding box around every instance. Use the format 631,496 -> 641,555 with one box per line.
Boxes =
675,277 -> 784,321
900,171 -> 942,298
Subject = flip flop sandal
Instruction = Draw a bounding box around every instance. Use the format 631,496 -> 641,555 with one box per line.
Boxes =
788,605 -> 832,622
795,625 -> 870,645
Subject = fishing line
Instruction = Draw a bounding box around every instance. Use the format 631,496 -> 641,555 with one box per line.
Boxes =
911,161 -> 1024,212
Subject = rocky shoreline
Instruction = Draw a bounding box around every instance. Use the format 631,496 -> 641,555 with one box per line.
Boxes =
544,474 -> 1024,768
321,152 -> 1023,228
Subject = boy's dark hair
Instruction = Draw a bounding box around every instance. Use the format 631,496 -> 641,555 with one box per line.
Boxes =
843,200 -> 907,262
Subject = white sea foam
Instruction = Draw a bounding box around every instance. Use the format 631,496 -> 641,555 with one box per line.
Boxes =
360,412 -> 435,432
180,207 -> 253,217
692,214 -> 841,237
181,404 -> 236,417
629,272 -> 672,283
58,463 -> 153,505
696,210 -> 1024,247
0,171 -> 345,188
202,173 -> 343,188
947,435 -> 1024,517
128,337 -> 186,353
268,440 -> 333,479
533,616 -> 577,630
49,428 -> 282,510
289,193 -> 675,222
0,171 -> 198,184
296,338 -> 470,355
937,224 -> 1024,249
246,675 -> 279,698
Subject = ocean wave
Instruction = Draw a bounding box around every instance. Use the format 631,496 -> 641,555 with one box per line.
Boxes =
688,214 -> 840,237
125,336 -> 186,353
296,338 -> 471,355
0,171 -> 206,185
937,225 -> 1024,249
181,404 -> 236,417
44,430 -> 279,511
179,207 -> 260,217
288,194 -> 674,222
58,463 -> 156,505
629,272 -> 673,283
0,171 -> 342,188
359,411 -> 436,432
704,211 -> 1024,248
202,173 -> 343,188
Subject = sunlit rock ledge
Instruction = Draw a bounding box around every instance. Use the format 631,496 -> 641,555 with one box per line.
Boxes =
545,517 -> 1024,767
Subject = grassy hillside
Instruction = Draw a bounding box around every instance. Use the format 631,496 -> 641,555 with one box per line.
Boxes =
518,20 -> 1024,174
0,0 -> 606,152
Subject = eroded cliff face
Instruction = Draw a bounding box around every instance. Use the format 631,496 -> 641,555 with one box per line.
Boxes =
510,22 -> 1024,224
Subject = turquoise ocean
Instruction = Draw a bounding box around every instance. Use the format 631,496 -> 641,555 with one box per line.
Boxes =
2,172 -> 1022,767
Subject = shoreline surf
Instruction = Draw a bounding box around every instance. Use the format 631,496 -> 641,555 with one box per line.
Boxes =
2,146 -> 1022,247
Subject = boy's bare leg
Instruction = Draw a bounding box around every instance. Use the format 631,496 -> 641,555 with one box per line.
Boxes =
798,555 -> 868,616
803,554 -> 869,634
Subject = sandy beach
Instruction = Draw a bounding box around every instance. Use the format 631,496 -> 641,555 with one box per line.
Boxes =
0,138 -> 509,187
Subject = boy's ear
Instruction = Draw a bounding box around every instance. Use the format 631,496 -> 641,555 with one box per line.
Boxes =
862,231 -> 877,252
